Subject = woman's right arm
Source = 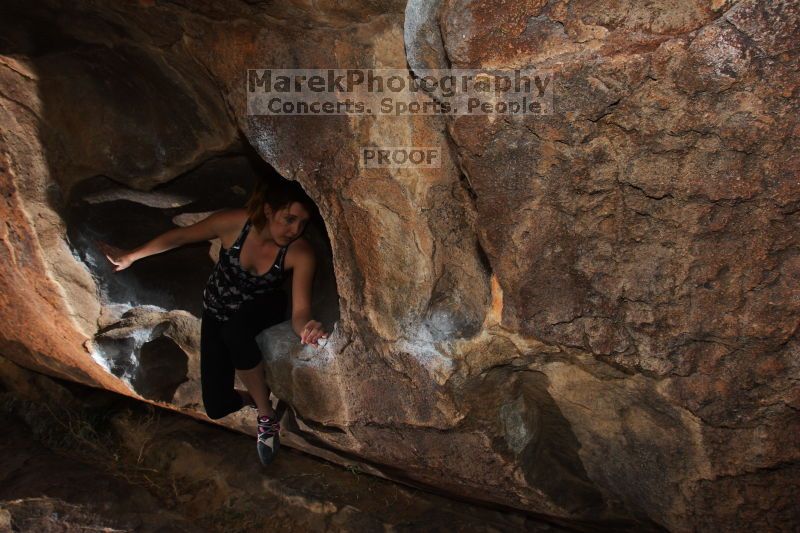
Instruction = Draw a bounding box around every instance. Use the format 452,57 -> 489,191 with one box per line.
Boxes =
98,209 -> 243,272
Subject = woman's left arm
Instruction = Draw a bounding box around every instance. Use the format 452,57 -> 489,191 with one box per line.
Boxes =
290,241 -> 327,347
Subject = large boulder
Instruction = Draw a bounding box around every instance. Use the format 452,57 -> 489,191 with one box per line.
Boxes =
0,0 -> 797,530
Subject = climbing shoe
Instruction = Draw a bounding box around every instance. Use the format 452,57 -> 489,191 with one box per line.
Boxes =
256,414 -> 281,466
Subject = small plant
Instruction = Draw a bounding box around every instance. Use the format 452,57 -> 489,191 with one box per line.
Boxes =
346,464 -> 364,476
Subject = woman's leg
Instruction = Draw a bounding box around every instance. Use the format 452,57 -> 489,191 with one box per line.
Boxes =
200,312 -> 244,419
236,360 -> 275,418
220,290 -> 288,418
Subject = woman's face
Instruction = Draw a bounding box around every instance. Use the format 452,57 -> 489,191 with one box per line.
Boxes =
264,201 -> 310,245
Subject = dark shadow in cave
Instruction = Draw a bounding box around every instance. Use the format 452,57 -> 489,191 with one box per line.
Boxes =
92,321 -> 189,403
64,153 -> 262,317
0,5 -> 84,58
461,367 -> 608,515
135,333 -> 189,402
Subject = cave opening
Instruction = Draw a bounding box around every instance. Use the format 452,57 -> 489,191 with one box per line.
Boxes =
65,139 -> 340,402
0,3 -> 343,403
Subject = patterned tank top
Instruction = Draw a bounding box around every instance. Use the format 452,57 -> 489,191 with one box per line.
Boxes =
202,219 -> 289,321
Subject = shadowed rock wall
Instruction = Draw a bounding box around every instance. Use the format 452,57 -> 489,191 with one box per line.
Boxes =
406,0 -> 799,528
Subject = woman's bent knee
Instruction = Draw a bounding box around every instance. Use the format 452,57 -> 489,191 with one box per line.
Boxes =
206,408 -> 229,420
203,404 -> 230,420
235,353 -> 263,371
202,392 -> 238,420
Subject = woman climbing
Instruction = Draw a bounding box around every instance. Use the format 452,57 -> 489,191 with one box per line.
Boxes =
97,177 -> 327,466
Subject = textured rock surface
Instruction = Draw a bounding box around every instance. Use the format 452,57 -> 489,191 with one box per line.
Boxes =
0,0 -> 797,531
412,1 -> 800,530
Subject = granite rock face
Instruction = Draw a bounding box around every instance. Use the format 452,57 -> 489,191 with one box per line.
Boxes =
0,0 -> 797,531
407,0 -> 799,528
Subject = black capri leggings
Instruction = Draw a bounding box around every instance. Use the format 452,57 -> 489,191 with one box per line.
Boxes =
200,290 -> 288,420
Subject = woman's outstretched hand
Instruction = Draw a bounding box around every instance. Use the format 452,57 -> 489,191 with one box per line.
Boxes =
301,320 -> 328,348
95,240 -> 135,272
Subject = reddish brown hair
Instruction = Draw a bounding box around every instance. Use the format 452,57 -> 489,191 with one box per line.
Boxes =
245,178 -> 315,232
